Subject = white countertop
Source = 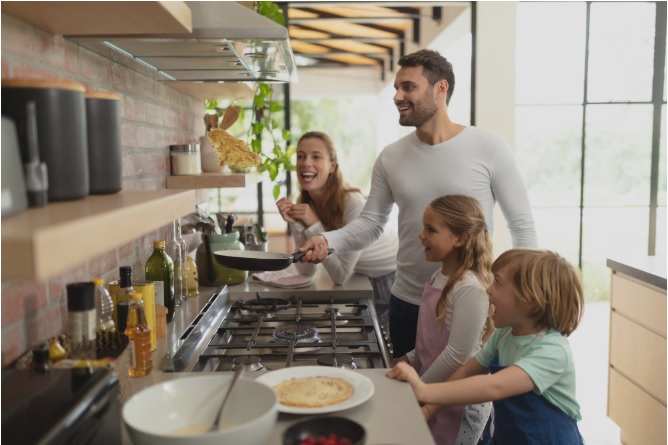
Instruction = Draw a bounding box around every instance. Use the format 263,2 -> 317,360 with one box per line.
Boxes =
121,270 -> 435,445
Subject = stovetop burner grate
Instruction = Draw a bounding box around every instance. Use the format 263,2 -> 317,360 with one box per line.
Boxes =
272,325 -> 319,343
234,295 -> 295,314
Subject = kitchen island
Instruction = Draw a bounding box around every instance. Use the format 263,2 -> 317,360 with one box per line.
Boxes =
607,256 -> 666,445
124,268 -> 435,445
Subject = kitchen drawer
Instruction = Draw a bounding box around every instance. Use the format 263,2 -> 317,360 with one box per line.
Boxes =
608,368 -> 667,445
611,273 -> 666,337
610,312 -> 666,403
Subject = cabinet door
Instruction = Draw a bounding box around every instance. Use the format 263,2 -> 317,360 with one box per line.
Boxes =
610,312 -> 666,403
611,273 -> 666,336
609,369 -> 667,445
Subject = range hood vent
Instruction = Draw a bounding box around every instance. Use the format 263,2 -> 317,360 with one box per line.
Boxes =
74,1 -> 297,83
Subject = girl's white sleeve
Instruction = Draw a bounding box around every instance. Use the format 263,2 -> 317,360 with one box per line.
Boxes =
420,285 -> 489,384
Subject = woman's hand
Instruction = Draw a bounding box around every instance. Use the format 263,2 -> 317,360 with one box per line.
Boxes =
276,197 -> 297,224
287,203 -> 318,227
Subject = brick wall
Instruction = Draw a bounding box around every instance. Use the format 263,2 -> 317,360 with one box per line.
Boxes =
1,13 -> 206,365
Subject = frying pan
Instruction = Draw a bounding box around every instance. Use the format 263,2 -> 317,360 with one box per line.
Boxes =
214,248 -> 334,271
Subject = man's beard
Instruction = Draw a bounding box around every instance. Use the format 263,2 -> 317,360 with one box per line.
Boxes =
398,91 -> 438,128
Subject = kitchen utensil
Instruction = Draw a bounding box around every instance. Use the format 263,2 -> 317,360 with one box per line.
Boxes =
1,116 -> 28,218
225,214 -> 236,234
214,248 -> 334,272
122,374 -> 278,445
282,417 -> 366,445
219,105 -> 240,130
208,365 -> 243,432
23,101 -> 48,207
204,113 -> 218,133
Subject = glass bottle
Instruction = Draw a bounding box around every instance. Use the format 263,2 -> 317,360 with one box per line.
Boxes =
91,278 -> 115,332
170,220 -> 186,307
176,219 -> 190,300
185,254 -> 199,298
145,241 -> 174,322
116,266 -> 135,333
124,291 -> 152,377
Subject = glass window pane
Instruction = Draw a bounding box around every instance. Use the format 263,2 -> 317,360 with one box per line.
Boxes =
516,2 -> 586,104
588,2 -> 656,102
582,207 -> 650,301
515,105 -> 583,207
584,104 -> 653,206
532,208 -> 581,265
659,105 -> 667,207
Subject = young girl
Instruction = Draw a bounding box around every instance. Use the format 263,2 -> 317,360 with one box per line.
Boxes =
388,248 -> 586,445
276,131 -> 398,326
397,195 -> 494,445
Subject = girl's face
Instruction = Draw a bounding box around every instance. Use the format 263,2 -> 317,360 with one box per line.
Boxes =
418,206 -> 463,272
296,138 -> 336,194
487,266 -> 534,335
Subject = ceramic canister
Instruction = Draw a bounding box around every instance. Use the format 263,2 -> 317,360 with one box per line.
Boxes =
86,91 -> 122,194
1,79 -> 89,202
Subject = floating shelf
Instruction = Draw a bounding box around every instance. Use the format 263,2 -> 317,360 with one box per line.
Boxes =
2,190 -> 197,282
165,82 -> 254,101
166,172 -> 262,189
1,1 -> 192,36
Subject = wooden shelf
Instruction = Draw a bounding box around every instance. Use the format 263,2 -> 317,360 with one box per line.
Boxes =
166,172 -> 262,189
1,190 -> 197,282
1,1 -> 192,36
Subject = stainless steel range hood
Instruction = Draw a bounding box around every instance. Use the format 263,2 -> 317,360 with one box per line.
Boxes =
74,1 -> 297,83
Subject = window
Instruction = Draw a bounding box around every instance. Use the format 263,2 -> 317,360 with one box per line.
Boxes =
515,1 -> 666,301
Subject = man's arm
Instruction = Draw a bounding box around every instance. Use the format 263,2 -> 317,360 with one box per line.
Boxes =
492,143 -> 537,248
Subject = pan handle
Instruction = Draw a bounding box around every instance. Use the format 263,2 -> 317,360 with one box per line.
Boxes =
292,248 -> 335,262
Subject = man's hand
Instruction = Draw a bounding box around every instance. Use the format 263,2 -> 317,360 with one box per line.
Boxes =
297,234 -> 330,263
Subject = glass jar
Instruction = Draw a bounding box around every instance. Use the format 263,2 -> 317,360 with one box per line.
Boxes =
170,144 -> 201,175
196,232 -> 248,286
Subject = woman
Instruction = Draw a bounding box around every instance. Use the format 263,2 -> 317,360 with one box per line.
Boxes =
276,131 -> 398,327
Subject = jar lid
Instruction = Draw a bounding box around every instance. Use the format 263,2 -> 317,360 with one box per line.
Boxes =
1,79 -> 86,92
170,144 -> 200,153
66,282 -> 96,312
85,90 -> 120,101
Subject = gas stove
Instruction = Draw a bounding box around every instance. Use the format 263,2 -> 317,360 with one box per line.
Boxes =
163,286 -> 392,373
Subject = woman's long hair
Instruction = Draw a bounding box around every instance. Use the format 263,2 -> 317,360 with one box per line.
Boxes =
296,131 -> 361,230
430,195 -> 495,342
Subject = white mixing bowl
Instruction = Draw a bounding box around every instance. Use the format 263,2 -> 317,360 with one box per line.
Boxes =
123,374 -> 278,445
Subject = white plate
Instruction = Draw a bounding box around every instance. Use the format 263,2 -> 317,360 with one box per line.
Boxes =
255,366 -> 375,414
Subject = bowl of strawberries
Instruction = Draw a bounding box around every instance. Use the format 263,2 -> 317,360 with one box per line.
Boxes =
283,417 -> 365,445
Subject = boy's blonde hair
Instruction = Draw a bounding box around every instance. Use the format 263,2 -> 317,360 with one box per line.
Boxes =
492,249 -> 584,336
429,195 -> 494,341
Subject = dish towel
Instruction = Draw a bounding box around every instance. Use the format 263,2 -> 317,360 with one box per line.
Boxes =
251,271 -> 313,289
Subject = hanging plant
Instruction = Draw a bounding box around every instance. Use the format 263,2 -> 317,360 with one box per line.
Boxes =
248,1 -> 295,200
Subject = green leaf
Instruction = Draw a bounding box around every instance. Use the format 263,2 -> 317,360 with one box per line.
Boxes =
251,138 -> 262,153
273,184 -> 281,200
269,101 -> 283,113
254,95 -> 265,109
252,122 -> 264,135
259,83 -> 271,97
268,163 -> 279,181
282,129 -> 291,141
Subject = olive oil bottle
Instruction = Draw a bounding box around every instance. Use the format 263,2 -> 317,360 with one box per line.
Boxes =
145,241 -> 174,322
124,292 -> 152,377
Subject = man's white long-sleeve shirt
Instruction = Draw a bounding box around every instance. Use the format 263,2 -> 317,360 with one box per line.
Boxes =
324,127 -> 537,305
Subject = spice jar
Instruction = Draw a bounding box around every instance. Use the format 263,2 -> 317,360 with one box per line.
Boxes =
66,282 -> 97,360
170,144 -> 202,175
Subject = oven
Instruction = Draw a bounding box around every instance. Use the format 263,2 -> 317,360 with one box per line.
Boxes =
163,286 -> 392,373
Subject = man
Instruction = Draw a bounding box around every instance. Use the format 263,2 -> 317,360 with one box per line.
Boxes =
298,49 -> 537,358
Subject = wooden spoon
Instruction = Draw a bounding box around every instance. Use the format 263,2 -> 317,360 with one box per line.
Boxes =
204,114 -> 218,133
220,105 -> 241,130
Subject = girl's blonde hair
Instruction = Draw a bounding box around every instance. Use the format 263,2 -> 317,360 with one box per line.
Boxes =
296,131 -> 361,230
492,249 -> 584,336
429,195 -> 494,341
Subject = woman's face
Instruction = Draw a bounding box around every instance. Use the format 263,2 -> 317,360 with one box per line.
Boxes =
296,137 -> 336,194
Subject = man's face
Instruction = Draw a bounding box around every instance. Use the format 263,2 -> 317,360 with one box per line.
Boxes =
393,65 -> 439,128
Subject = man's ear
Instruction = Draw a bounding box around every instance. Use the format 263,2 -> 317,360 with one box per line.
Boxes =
436,79 -> 449,98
